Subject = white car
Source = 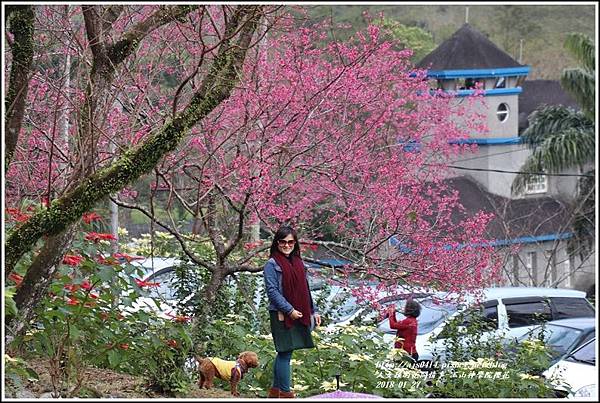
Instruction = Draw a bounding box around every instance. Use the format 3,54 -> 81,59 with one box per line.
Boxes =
543,338 -> 597,398
128,257 -> 264,319
124,257 -> 183,319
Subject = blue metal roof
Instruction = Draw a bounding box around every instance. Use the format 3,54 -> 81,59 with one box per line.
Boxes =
454,87 -> 523,97
427,66 -> 531,79
448,137 -> 523,145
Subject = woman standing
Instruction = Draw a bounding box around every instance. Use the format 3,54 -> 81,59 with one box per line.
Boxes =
387,300 -> 421,362
263,225 -> 321,398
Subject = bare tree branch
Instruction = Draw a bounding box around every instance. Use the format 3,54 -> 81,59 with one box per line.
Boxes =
110,197 -> 214,271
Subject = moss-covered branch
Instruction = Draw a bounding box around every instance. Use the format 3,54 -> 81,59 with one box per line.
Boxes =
4,5 -> 34,171
107,5 -> 199,66
5,5 -> 263,277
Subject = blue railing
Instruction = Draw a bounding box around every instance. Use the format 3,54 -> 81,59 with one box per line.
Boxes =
389,232 -> 574,253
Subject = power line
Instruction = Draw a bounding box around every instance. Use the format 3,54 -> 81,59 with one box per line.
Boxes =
446,165 -> 595,177
452,148 -> 525,163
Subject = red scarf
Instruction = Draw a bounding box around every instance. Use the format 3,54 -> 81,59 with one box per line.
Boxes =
273,251 -> 312,329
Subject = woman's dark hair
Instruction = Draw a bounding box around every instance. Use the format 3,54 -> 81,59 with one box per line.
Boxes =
269,225 -> 300,257
404,300 -> 421,318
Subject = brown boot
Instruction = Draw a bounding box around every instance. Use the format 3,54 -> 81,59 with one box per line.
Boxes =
267,387 -> 281,398
279,390 -> 296,398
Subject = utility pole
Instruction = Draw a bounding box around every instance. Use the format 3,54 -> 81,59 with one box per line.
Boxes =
518,39 -> 524,63
109,140 -> 119,253
247,20 -> 271,243
465,6 -> 469,24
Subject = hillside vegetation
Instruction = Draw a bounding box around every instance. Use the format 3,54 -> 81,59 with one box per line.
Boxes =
307,4 -> 595,79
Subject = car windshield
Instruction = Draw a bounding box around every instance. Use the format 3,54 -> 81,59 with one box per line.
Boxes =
327,296 -> 365,322
378,297 -> 458,335
524,324 -> 583,357
566,339 -> 595,365
312,282 -> 380,323
145,268 -> 178,300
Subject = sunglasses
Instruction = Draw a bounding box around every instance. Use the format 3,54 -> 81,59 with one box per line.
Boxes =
277,239 -> 296,247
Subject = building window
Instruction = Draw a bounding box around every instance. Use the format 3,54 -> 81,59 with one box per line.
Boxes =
525,174 -> 548,194
457,77 -> 477,90
495,77 -> 506,88
547,250 -> 557,286
526,251 -> 537,286
564,255 -> 573,288
512,255 -> 520,285
496,103 -> 509,122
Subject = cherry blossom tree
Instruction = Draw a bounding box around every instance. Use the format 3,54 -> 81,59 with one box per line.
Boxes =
110,16 -> 503,309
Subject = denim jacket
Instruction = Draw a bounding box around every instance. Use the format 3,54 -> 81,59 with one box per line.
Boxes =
263,257 -> 318,315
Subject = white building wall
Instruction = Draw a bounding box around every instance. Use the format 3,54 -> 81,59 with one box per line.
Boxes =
451,94 -> 520,138
450,144 -> 531,198
501,240 -> 595,294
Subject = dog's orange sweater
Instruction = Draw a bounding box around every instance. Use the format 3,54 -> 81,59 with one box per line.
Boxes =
208,358 -> 240,381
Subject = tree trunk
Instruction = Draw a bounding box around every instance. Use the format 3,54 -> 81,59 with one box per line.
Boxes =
248,220 -> 261,243
5,5 -> 35,171
192,267 -> 227,334
6,227 -> 77,343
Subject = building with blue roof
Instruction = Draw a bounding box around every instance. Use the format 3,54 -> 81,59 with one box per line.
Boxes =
405,23 -> 595,296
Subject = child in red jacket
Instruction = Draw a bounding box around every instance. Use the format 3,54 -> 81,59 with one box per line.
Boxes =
387,299 -> 421,361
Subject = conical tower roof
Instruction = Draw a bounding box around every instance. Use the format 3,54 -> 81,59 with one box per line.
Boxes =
417,23 -> 524,70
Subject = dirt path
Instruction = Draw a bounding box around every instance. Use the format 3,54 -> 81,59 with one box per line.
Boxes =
18,357 -> 256,399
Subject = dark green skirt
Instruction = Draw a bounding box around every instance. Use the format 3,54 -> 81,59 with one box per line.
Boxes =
269,311 -> 315,353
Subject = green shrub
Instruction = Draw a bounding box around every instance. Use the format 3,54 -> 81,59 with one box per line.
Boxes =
12,226 -> 195,397
426,307 -> 559,398
132,321 -> 194,396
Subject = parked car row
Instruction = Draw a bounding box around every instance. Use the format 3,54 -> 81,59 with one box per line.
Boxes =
123,257 -> 596,376
126,257 -> 346,318
315,285 -> 595,365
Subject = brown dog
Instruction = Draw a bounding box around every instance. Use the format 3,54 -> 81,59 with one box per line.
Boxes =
197,351 -> 259,396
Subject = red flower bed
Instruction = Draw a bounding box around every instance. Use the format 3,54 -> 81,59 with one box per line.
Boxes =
85,232 -> 117,243
82,212 -> 102,224
62,254 -> 84,266
134,279 -> 160,288
9,272 -> 24,286
6,208 -> 31,223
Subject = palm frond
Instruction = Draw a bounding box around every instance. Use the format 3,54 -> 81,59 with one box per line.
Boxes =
537,126 -> 596,171
521,105 -> 592,146
564,32 -> 595,73
561,68 -> 595,121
